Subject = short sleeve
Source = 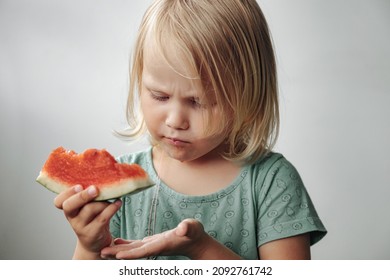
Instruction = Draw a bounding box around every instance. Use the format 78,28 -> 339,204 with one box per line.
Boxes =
256,156 -> 327,247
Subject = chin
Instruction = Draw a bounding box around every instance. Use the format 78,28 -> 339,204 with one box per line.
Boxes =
165,149 -> 191,162
158,144 -> 195,162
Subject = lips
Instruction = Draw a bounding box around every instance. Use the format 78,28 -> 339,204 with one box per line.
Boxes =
164,137 -> 190,146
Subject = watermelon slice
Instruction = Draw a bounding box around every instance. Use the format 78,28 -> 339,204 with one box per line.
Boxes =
36,147 -> 154,201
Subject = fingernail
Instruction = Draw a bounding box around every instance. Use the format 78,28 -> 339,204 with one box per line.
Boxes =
74,185 -> 83,193
114,200 -> 122,207
87,185 -> 97,197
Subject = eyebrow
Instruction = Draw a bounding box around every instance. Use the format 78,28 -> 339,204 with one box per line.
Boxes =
142,75 -> 204,98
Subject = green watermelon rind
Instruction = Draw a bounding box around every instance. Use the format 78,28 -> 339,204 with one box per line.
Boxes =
36,170 -> 154,201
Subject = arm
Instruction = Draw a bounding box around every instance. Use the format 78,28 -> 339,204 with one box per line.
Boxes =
258,233 -> 311,260
101,219 -> 311,260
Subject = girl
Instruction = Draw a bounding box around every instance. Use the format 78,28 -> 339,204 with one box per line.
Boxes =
55,0 -> 326,260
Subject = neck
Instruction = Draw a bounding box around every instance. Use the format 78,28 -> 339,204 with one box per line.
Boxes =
152,145 -> 241,196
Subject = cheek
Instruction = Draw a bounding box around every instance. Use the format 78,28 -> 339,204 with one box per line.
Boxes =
140,94 -> 148,114
140,94 -> 156,125
140,91 -> 156,112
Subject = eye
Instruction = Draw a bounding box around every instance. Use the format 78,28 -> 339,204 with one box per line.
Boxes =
150,91 -> 169,102
189,97 -> 202,108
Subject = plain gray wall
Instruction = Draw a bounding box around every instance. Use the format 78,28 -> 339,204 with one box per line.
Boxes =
0,0 -> 389,259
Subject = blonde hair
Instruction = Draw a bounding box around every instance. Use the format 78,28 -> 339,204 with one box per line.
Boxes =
119,0 -> 279,164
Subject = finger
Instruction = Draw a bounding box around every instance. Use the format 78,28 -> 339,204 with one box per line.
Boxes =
62,185 -> 99,219
115,235 -> 168,259
76,199 -> 122,231
176,218 -> 203,237
76,201 -> 111,226
101,240 -> 142,259
54,185 -> 83,209
91,199 -> 122,227
68,199 -> 121,240
175,221 -> 189,237
113,238 -> 132,245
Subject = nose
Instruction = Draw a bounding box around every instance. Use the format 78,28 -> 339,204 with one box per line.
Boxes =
165,105 -> 189,130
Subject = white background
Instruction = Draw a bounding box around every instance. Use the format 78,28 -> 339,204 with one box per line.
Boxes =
0,0 -> 389,259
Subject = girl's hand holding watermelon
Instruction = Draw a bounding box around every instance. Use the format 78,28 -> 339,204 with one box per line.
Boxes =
100,219 -> 241,260
54,184 -> 122,259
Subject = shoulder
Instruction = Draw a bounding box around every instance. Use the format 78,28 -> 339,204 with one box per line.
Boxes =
252,152 -> 297,173
115,146 -> 152,166
248,151 -> 307,202
247,152 -> 301,191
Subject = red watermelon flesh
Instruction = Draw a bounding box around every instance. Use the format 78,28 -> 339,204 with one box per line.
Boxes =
36,147 -> 154,201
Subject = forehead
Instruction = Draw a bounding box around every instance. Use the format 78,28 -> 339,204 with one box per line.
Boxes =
143,34 -> 199,72
143,41 -> 192,75
142,34 -> 204,93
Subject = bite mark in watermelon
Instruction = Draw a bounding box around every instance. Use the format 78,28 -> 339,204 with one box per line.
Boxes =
36,147 -> 154,201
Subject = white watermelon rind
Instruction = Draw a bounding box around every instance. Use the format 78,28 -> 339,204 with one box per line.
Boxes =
36,171 -> 154,201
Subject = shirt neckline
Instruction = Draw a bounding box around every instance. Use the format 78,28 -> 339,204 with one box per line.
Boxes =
144,146 -> 249,203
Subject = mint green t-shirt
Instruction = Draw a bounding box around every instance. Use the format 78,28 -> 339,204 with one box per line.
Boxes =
110,147 -> 326,259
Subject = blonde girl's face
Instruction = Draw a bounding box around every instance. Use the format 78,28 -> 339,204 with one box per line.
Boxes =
140,42 -> 227,164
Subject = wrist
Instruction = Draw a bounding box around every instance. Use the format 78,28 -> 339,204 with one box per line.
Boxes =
187,233 -> 210,260
72,240 -> 103,260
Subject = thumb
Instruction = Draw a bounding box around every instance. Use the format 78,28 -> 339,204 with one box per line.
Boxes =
113,238 -> 132,245
176,219 -> 204,238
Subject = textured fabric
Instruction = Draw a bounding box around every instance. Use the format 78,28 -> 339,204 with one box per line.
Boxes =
110,147 -> 327,259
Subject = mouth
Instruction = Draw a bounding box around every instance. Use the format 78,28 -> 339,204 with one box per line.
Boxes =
164,137 -> 190,146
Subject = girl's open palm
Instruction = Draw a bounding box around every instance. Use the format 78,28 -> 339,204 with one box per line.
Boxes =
101,219 -> 210,259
